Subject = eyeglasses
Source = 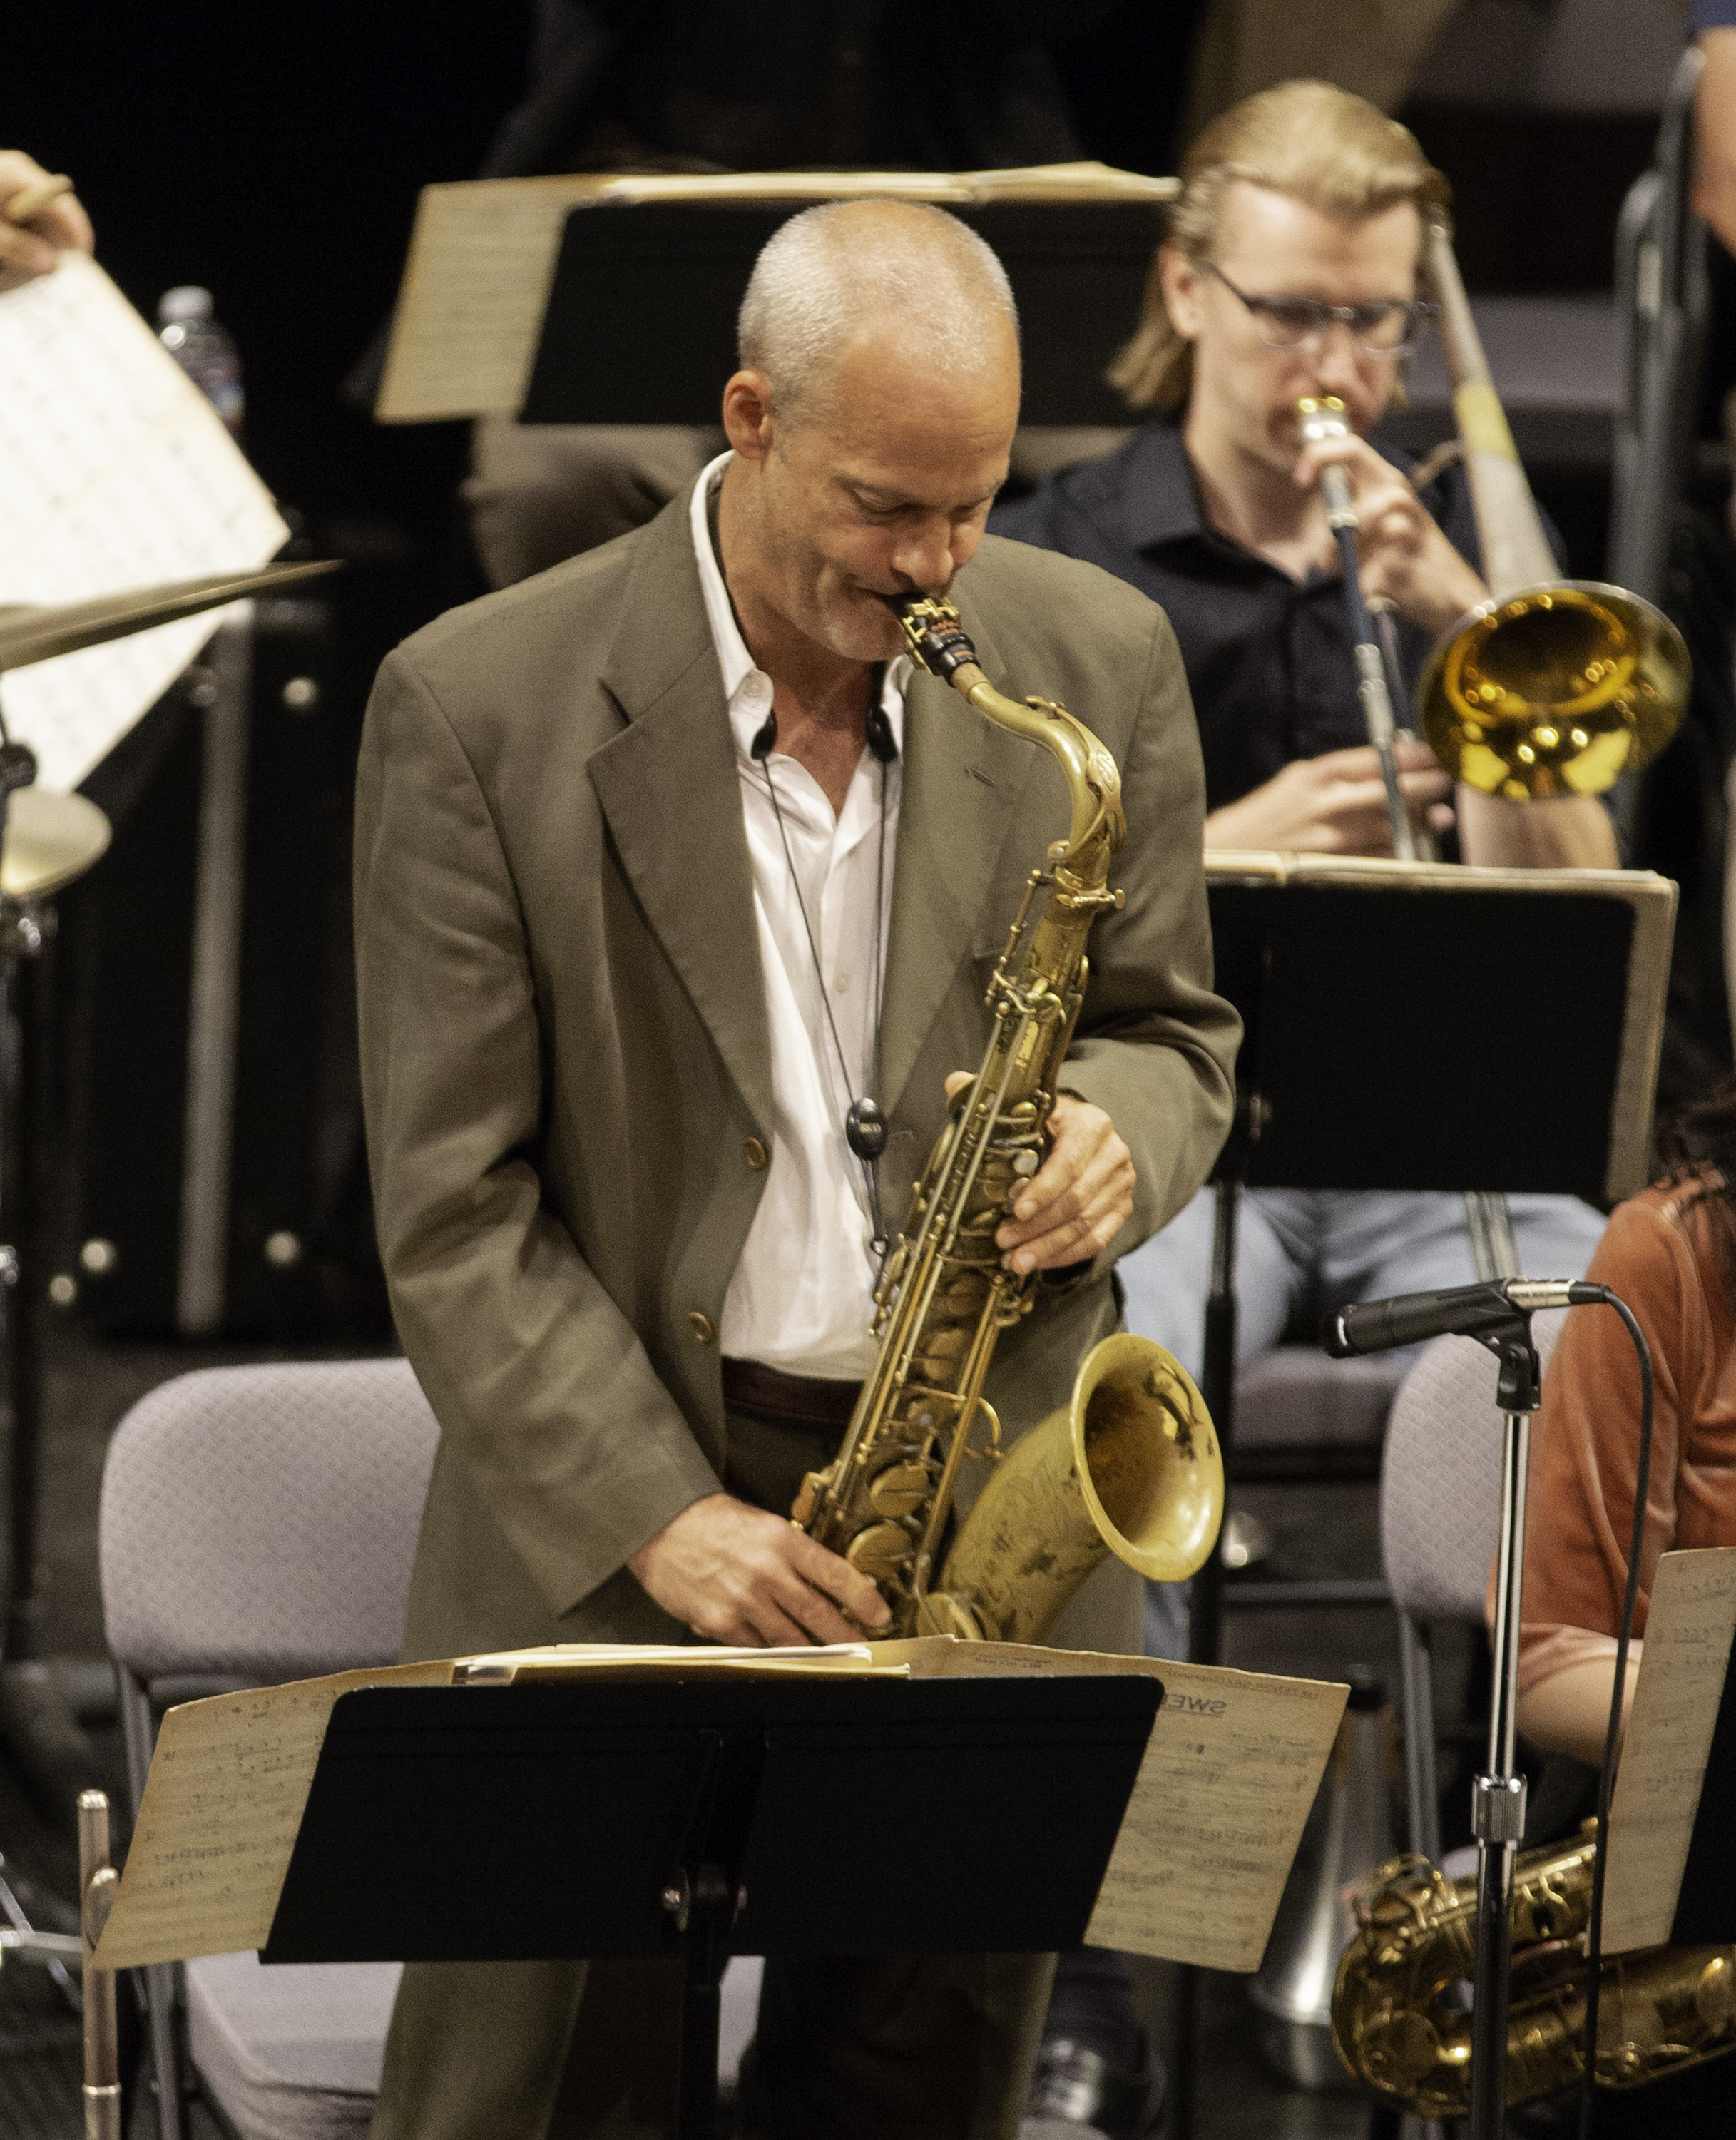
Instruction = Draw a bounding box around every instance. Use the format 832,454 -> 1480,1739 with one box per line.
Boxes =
1203,262 -> 1439,357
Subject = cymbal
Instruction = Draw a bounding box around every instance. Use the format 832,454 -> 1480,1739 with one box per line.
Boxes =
1,787 -> 110,897
0,559 -> 340,673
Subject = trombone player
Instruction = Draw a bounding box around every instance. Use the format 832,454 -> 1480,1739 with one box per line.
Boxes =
992,76 -> 1613,1587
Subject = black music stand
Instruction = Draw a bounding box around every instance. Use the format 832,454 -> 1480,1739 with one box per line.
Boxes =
516,200 -> 1163,429
1189,862 -> 1664,1661
260,1671 -> 1161,2137
1169,859 -> 1669,2140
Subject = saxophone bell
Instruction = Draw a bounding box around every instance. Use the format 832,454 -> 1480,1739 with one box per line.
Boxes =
920,1333 -> 1222,1645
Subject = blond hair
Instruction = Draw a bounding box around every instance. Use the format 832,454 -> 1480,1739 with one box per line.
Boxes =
1109,79 -> 1451,414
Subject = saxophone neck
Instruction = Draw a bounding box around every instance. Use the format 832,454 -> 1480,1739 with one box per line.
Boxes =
891,593 -> 1125,885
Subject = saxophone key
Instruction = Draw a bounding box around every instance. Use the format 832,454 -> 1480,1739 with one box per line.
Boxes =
936,1274 -> 990,1316
846,1522 -> 915,1584
790,1463 -> 836,1528
868,1460 -> 933,1518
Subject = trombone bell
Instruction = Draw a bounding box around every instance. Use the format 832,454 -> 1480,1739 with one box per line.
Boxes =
1419,578 -> 1690,799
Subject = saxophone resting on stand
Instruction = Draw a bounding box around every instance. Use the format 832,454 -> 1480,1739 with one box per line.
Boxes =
790,595 -> 1223,1644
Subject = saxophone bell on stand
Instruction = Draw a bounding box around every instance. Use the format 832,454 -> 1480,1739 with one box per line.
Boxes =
789,593 -> 1225,1646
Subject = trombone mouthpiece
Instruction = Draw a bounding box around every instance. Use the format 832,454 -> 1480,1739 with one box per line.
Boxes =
1297,397 -> 1356,529
1297,395 -> 1350,444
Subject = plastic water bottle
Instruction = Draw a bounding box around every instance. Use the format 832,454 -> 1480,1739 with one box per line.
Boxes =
158,286 -> 243,436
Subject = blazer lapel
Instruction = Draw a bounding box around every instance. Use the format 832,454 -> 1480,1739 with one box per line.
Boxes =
879,610 -> 1036,1124
588,506 -> 775,1136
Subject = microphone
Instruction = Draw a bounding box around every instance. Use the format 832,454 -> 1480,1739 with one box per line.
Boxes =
1324,1278 -> 1603,1357
750,711 -> 777,761
865,702 -> 897,764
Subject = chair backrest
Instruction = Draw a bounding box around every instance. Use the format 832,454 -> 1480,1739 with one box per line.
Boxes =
101,1359 -> 441,1682
1379,1313 -> 1563,1626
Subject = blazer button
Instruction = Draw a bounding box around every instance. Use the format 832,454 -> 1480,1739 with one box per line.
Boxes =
688,1311 -> 717,1345
744,1137 -> 770,1170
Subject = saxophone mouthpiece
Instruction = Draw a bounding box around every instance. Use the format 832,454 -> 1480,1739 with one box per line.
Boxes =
884,593 -> 979,684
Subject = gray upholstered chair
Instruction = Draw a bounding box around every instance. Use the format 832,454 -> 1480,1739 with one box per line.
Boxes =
1233,1347 -> 1409,1487
99,1358 -> 440,2140
1379,1314 -> 1564,1862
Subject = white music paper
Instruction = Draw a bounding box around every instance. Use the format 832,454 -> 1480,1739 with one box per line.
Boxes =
94,1636 -> 1342,1975
0,253 -> 287,793
1601,1547 -> 1736,1953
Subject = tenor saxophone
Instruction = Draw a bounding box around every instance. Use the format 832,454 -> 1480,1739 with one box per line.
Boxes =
1332,1835 -> 1736,2113
790,595 -> 1223,1643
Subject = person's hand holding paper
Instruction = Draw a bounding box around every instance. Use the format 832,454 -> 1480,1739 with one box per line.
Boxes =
0,151 -> 93,294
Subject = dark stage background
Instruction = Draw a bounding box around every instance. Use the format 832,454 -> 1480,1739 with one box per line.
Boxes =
9,4 -> 534,566
1,11 -> 1700,1340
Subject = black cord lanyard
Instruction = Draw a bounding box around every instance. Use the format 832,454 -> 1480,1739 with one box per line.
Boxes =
750,701 -> 893,1258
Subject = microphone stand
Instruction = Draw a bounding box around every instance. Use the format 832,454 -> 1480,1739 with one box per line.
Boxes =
1337,1293 -> 1541,2140
1468,1313 -> 1542,2140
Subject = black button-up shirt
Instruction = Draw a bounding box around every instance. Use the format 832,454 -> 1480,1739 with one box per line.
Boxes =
989,421 -> 1484,815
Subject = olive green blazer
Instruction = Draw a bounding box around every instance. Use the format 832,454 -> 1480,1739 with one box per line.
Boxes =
354,497 -> 1240,1661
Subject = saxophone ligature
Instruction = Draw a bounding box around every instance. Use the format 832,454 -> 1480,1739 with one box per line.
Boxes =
790,593 -> 1224,1644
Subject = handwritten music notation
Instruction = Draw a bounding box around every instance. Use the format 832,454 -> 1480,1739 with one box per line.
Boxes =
0,253 -> 287,793
1602,1546 -> 1736,1954
895,1639 -> 1347,1973
95,1636 -> 1342,1975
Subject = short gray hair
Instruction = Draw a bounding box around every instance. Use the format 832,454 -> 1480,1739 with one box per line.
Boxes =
737,200 -> 1018,417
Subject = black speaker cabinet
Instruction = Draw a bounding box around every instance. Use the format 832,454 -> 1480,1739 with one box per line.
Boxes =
48,595 -> 387,1340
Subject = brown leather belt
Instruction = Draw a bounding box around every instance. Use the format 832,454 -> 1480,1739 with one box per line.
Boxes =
721,1356 -> 862,1432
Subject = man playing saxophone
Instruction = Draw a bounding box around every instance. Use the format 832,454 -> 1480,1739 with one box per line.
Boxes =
354,199 -> 1237,2139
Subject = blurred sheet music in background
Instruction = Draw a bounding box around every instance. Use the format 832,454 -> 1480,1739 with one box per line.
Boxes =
0,251 -> 287,792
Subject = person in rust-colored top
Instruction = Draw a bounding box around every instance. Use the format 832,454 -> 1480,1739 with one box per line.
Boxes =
1506,1109 -> 1736,2140
1514,1106 -> 1736,1766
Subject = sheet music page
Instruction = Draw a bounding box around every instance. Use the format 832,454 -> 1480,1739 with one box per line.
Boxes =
459,1640 -> 893,1682
95,1643 -> 894,1968
595,170 -> 971,206
96,1637 -> 1339,1974
94,1659 -> 454,1972
1602,1547 -> 1736,1953
376,178 -> 613,423
0,253 -> 289,793
375,164 -> 1175,424
892,1640 -> 1347,1972
961,161 -> 1178,201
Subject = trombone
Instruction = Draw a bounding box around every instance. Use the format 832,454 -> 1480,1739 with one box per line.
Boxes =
1417,223 -> 1689,798
1297,392 -> 1423,859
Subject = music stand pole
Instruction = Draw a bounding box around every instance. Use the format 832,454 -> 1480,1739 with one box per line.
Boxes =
1468,1323 -> 1541,2140
1168,1089 -> 1267,2140
0,738 -> 46,1661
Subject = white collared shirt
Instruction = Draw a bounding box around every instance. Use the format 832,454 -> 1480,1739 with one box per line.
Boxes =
691,454 -> 912,1378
